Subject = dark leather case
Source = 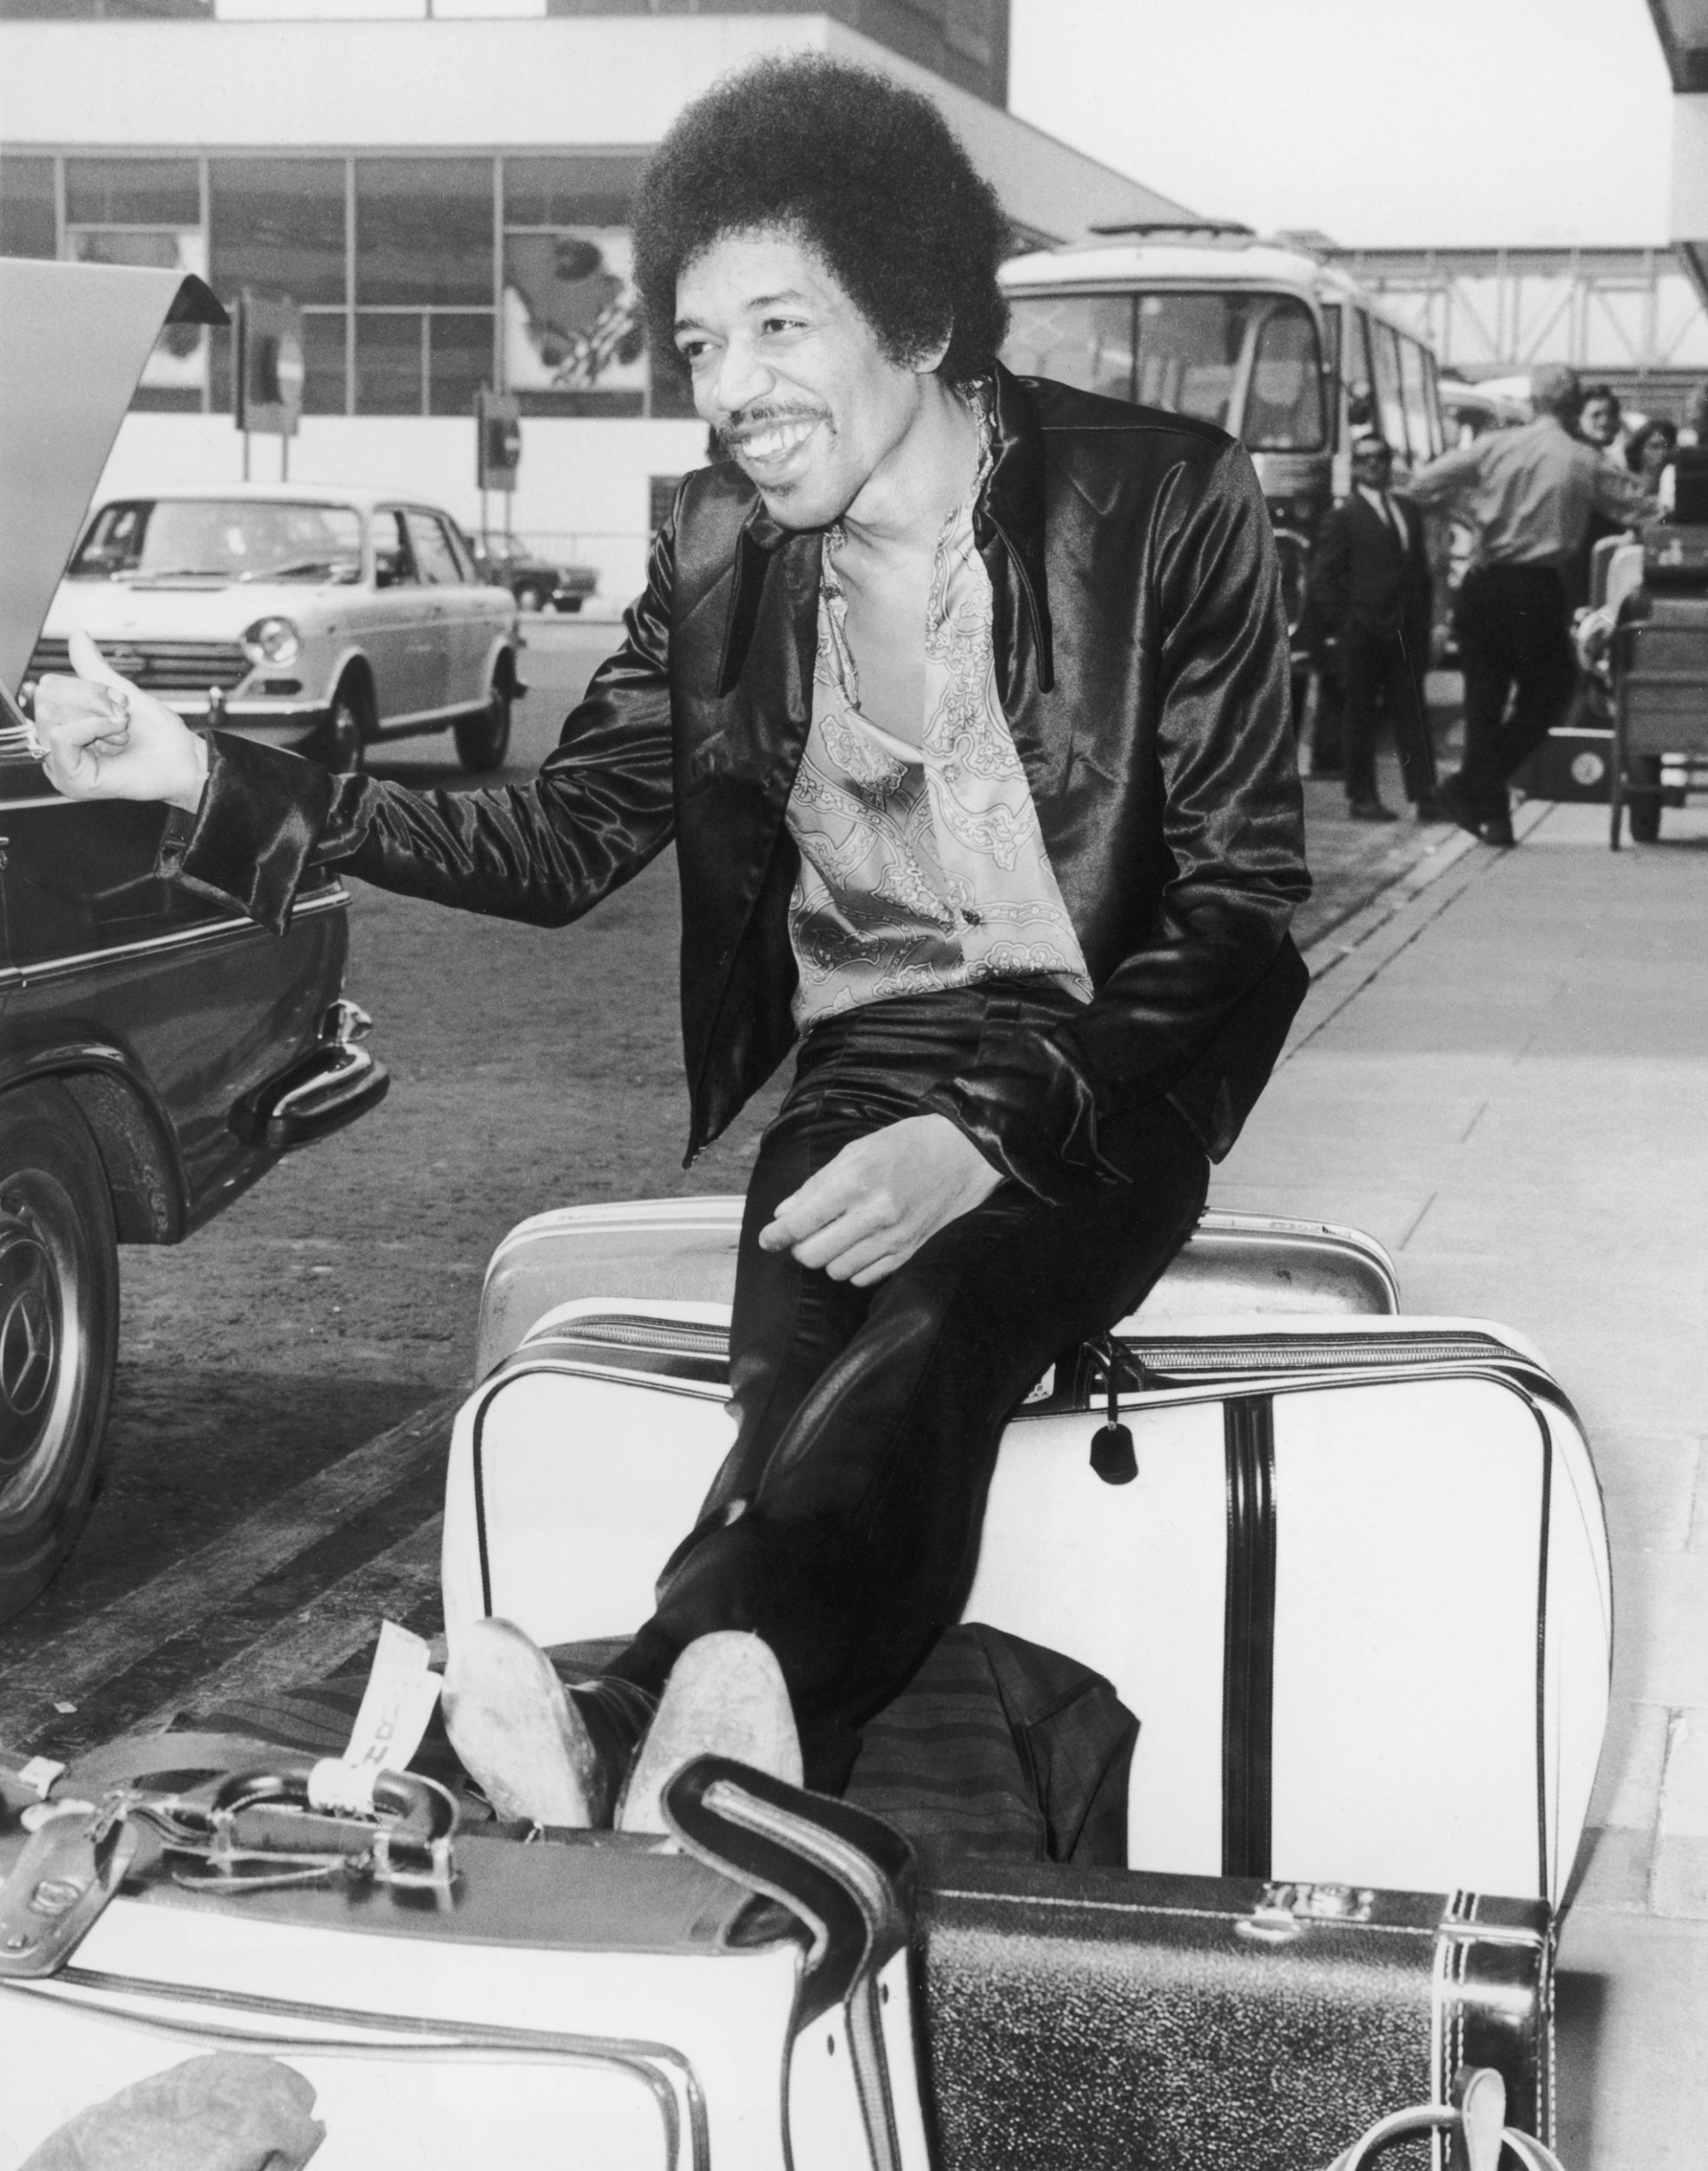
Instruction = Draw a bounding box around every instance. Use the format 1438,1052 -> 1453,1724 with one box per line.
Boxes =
916,1863 -> 1553,2171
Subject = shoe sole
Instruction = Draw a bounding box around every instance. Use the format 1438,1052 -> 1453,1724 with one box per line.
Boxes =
442,1617 -> 601,1825
619,1631 -> 804,1836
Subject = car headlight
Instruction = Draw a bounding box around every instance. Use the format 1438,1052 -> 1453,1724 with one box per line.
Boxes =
241,616 -> 301,667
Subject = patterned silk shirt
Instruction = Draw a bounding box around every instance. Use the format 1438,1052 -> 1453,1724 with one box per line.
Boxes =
786,396 -> 1092,1030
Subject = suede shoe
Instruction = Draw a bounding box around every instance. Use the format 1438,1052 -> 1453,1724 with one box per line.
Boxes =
618,1632 -> 803,1836
443,1617 -> 654,1826
1477,806 -> 1516,848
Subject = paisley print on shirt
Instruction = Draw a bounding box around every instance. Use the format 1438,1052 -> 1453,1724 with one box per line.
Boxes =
785,387 -> 1091,1029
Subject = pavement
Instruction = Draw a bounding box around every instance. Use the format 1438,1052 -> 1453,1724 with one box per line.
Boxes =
1211,793 -> 1708,2169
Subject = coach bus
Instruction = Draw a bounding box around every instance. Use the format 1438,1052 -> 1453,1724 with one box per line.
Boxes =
999,228 -> 1449,709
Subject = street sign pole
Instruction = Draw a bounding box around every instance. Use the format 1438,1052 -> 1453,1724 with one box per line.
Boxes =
235,287 -> 304,480
476,387 -> 522,550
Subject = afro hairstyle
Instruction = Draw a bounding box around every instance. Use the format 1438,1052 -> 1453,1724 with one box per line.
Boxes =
632,55 -> 1011,389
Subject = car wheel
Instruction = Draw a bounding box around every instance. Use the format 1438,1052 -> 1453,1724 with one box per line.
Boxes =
0,1085 -> 119,1624
517,584 -> 544,613
454,676 -> 512,773
317,678 -> 371,773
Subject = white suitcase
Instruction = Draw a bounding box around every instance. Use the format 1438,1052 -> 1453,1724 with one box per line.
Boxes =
443,1300 -> 1612,1910
474,1201 -> 1401,1377
0,1759 -> 932,2171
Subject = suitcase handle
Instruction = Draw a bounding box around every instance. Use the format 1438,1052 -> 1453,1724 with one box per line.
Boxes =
1327,2066 -> 1570,2171
664,1756 -> 919,2171
663,1753 -> 913,2018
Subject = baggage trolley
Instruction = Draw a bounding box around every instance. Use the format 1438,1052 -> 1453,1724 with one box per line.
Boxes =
1609,590 -> 1708,846
1607,485 -> 1708,848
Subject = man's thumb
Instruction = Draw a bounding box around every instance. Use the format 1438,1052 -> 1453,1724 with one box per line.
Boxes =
68,630 -> 130,693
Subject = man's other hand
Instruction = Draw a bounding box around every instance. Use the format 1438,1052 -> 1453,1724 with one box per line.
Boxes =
758,1112 -> 1004,1285
34,632 -> 210,813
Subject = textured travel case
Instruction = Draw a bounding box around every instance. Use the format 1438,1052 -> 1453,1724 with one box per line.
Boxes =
914,1862 -> 1554,2171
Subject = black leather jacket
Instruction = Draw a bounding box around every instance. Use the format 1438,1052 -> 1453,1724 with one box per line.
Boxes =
166,366 -> 1309,1202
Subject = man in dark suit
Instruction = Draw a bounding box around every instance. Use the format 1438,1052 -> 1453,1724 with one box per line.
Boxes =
1310,432 -> 1440,822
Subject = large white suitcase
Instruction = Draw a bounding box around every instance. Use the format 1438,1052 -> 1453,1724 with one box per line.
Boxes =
443,1297 -> 1612,1910
0,1759 -> 932,2171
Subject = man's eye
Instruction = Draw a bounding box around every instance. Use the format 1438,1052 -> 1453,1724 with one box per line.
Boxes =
760,316 -> 806,336
676,341 -> 712,368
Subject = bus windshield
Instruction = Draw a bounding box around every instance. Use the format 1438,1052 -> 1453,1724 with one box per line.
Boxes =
1003,288 -> 1328,452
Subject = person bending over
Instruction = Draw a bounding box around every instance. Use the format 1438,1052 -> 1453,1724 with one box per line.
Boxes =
36,56 -> 1310,1829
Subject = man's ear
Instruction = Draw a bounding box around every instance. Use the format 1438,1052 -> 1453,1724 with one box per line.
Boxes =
912,322 -> 953,378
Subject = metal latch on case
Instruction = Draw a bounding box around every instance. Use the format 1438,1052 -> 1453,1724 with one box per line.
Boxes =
1235,1881 -> 1376,1943
0,1801 -> 140,1977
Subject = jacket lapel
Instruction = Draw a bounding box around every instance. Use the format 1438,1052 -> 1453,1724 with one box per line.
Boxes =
979,364 -> 1055,703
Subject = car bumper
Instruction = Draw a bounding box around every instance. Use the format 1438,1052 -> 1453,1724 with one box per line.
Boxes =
230,999 -> 389,1151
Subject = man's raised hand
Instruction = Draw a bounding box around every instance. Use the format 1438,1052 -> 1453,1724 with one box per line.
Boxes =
34,631 -> 210,813
758,1112 -> 1005,1285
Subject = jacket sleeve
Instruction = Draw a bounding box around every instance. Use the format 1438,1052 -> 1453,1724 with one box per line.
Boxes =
159,512 -> 681,936
924,439 -> 1310,1201
1309,505 -> 1352,634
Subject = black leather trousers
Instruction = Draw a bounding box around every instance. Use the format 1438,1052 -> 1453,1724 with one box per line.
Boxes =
608,980 -> 1210,1791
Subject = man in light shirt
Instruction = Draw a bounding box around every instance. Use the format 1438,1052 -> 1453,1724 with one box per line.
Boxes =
1407,363 -> 1648,847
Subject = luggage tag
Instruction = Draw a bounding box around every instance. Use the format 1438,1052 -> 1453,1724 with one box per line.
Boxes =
167,1627 -> 456,1896
306,1618 -> 443,1818
0,1798 -> 140,1978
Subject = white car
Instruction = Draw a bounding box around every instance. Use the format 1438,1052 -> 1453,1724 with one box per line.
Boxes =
28,483 -> 524,773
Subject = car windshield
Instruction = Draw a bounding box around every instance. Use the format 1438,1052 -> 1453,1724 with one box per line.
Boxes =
69,499 -> 366,584
1003,288 -> 1328,451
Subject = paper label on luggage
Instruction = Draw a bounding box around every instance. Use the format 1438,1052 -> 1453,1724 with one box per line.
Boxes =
338,1620 -> 442,1781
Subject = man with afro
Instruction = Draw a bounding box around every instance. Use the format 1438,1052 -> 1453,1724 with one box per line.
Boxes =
38,55 -> 1309,1831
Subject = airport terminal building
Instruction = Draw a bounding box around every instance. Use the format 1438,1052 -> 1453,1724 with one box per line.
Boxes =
0,2 -> 1192,603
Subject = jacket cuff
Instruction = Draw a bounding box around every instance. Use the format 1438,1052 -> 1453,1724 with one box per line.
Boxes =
155,732 -> 335,935
922,1022 -> 1127,1208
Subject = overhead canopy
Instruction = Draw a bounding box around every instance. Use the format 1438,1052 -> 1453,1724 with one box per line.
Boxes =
1649,0 -> 1708,89
0,258 -> 226,696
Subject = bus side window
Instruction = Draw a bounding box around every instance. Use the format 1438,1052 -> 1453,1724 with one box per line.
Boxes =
1370,320 -> 1408,460
1398,335 -> 1436,467
1346,309 -> 1376,433
1418,345 -> 1448,459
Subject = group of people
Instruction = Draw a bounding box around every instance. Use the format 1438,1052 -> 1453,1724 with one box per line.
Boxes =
1309,365 -> 1654,846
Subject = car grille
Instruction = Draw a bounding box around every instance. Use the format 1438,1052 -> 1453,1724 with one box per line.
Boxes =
27,637 -> 252,693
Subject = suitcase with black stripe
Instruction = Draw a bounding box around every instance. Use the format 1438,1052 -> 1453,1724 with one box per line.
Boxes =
444,1220 -> 1612,1909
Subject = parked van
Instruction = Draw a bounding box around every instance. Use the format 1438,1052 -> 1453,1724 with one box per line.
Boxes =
999,228 -> 1449,705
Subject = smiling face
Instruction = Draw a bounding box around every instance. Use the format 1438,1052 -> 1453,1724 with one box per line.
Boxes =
673,227 -> 943,530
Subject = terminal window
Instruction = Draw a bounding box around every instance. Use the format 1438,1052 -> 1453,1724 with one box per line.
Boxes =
6,148 -> 704,419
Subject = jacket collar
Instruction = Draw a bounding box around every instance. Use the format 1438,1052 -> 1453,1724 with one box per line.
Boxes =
715,359 -> 1053,699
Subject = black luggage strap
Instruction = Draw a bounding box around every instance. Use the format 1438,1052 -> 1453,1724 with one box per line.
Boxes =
664,1756 -> 915,2171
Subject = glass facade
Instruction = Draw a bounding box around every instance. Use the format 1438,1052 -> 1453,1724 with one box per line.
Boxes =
0,148 -> 702,419
0,155 -> 55,258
